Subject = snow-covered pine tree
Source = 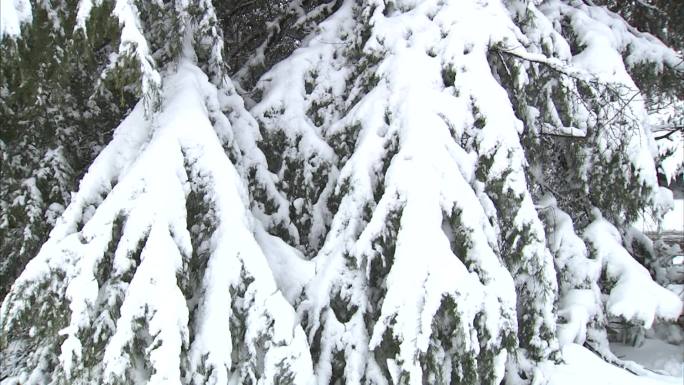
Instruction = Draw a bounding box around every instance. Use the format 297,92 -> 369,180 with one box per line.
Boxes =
1,1 -> 683,385
1,1 -> 313,384
251,0 -> 682,383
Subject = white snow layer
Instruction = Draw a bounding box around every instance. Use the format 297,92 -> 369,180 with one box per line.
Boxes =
75,0 -> 103,31
584,211 -> 682,327
0,0 -> 31,37
538,196 -> 604,348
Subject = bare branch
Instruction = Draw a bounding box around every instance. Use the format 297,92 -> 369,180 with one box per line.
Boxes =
654,127 -> 684,140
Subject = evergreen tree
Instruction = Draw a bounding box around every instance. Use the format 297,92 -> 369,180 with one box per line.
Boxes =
1,1 -> 312,384
1,1 -> 683,385
250,0 -> 682,383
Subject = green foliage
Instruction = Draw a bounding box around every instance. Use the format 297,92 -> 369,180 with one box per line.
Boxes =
420,297 -> 510,385
329,122 -> 362,164
365,207 -> 401,323
217,0 -> 343,90
0,0 -> 137,300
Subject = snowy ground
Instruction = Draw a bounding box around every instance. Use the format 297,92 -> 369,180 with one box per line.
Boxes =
550,344 -> 682,385
611,338 -> 683,377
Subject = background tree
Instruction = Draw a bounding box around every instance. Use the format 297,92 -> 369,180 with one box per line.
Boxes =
593,0 -> 683,184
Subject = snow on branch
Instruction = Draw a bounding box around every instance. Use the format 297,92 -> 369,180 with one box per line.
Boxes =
0,0 -> 31,38
584,211 -> 682,327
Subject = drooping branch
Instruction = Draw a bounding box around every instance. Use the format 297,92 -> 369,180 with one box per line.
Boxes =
654,126 -> 684,140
